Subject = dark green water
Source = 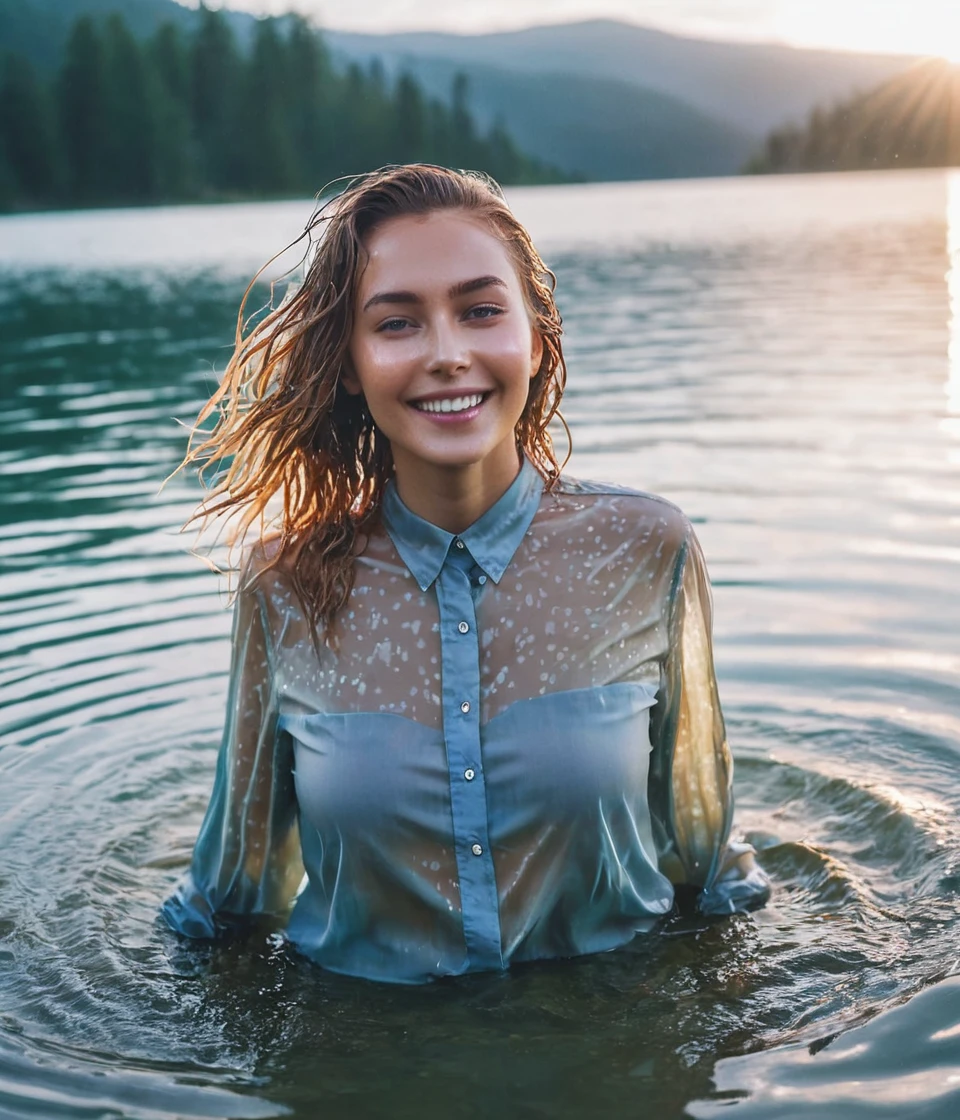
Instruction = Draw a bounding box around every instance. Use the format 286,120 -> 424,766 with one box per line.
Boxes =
2,170 -> 960,1118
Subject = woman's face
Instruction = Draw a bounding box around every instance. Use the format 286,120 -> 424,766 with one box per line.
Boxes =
345,209 -> 543,488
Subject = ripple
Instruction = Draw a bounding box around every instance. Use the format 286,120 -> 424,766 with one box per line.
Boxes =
2,172 -> 960,1114
0,1034 -> 286,1120
691,976 -> 960,1117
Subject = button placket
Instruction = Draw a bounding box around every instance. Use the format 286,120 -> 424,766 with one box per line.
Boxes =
436,546 -> 502,972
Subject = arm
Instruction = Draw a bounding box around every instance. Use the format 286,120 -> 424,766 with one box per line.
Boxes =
648,524 -> 770,915
162,571 -> 303,938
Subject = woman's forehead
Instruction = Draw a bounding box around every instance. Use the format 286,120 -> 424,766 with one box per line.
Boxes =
358,211 -> 519,294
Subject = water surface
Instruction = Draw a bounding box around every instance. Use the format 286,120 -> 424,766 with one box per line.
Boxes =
2,169 -> 960,1117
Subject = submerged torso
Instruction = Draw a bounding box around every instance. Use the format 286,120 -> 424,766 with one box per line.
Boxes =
163,460 -> 767,983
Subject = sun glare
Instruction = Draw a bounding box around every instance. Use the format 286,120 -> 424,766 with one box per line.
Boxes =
775,1 -> 960,63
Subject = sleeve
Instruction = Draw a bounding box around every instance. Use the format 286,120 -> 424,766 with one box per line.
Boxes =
161,574 -> 304,938
647,524 -> 770,916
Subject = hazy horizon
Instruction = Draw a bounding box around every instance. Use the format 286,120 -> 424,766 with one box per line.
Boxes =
187,0 -> 960,60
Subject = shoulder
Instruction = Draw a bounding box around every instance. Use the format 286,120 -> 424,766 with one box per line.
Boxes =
237,534 -> 287,590
235,534 -> 303,621
546,472 -> 696,555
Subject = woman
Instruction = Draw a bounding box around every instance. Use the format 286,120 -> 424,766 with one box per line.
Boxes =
162,164 -> 769,984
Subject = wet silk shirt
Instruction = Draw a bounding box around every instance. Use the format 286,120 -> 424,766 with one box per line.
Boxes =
162,459 -> 769,983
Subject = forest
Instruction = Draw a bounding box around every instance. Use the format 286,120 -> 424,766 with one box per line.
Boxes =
747,58 -> 960,175
0,5 -> 564,211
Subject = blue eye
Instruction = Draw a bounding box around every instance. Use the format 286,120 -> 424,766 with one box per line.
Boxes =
467,305 -> 503,320
377,318 -> 410,333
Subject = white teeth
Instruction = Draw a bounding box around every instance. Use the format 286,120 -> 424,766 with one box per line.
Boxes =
413,393 -> 484,414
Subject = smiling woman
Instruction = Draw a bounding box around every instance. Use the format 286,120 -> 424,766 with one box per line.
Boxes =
344,212 -> 544,527
161,164 -> 769,984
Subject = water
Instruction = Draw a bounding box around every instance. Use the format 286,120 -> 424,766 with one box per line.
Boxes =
1,169 -> 959,1117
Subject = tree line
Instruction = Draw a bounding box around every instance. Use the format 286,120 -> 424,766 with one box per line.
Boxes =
0,5 -> 563,211
746,58 -> 960,175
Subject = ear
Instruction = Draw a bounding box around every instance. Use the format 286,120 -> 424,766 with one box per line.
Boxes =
530,330 -> 544,379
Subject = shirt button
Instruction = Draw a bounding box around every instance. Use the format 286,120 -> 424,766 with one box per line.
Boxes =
454,538 -> 465,550
471,843 -> 483,857
460,701 -> 470,714
458,621 -> 469,634
478,575 -> 487,585
464,768 -> 476,781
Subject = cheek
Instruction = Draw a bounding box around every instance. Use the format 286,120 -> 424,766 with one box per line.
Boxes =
497,334 -> 539,387
349,338 -> 411,400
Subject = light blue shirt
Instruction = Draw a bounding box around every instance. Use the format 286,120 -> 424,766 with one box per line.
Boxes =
163,459 -> 769,983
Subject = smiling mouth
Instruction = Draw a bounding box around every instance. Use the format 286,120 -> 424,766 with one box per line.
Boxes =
410,392 -> 489,415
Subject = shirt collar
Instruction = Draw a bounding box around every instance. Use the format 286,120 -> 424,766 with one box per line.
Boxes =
381,457 -> 544,592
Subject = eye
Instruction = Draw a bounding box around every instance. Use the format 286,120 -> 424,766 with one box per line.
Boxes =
466,304 -> 504,321
376,317 -> 412,333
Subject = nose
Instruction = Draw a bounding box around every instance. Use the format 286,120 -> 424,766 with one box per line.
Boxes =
426,313 -> 470,377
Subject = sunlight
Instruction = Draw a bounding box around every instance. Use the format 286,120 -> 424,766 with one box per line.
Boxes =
775,1 -> 960,62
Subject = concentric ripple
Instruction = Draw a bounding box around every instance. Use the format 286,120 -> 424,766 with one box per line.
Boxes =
2,169 -> 959,1117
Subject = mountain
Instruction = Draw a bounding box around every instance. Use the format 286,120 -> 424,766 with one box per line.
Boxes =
748,59 -> 960,174
0,0 -> 922,185
368,57 -> 755,181
325,20 -> 918,136
0,0 -> 256,71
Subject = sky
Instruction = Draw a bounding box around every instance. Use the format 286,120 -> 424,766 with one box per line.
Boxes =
197,0 -> 960,60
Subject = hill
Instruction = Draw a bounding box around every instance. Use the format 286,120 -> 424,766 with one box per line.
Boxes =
748,59 -> 960,174
374,56 -> 755,181
325,20 -> 917,137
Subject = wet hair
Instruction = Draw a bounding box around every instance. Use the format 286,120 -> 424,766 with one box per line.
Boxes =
180,163 -> 569,638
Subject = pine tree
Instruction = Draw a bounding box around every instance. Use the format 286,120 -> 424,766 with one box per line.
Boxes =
359,58 -> 392,170
57,16 -> 109,203
102,14 -> 160,202
393,72 -> 426,165
449,72 -> 477,169
148,22 -> 196,198
335,62 -> 383,176
0,53 -> 62,204
426,95 -> 452,168
0,132 -> 18,211
285,15 -> 334,190
238,18 -> 297,194
484,116 -> 523,185
191,4 -> 241,191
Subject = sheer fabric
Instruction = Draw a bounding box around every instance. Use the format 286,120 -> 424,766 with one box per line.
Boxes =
162,458 -> 769,983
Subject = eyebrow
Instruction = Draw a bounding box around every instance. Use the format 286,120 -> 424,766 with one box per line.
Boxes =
361,275 -> 507,313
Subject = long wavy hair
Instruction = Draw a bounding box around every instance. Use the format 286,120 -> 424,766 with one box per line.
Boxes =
180,163 -> 569,638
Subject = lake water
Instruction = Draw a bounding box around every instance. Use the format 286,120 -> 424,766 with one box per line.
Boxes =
2,168 -> 960,1118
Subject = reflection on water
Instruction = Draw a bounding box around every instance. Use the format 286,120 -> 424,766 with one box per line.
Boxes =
693,976 -> 960,1117
1,169 -> 960,1117
947,170 -> 960,420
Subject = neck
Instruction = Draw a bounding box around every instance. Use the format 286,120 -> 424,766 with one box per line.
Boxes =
392,445 -> 523,534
